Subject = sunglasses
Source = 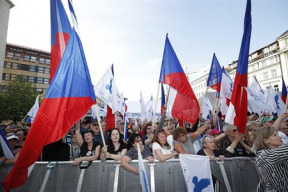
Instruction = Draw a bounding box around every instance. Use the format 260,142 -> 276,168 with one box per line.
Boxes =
231,129 -> 238,132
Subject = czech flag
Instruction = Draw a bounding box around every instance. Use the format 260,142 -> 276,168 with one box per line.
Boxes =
207,53 -> 222,97
159,34 -> 200,125
50,0 -> 71,82
225,0 -> 252,133
2,1 -> 96,190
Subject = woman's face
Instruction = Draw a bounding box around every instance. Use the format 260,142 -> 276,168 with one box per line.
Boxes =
84,132 -> 93,143
111,130 -> 120,143
248,131 -> 254,143
204,137 -> 215,150
16,130 -> 24,141
177,133 -> 187,143
265,131 -> 283,149
158,132 -> 167,146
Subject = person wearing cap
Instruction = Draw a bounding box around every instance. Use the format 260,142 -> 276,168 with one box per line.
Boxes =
0,133 -> 21,166
90,119 -> 108,145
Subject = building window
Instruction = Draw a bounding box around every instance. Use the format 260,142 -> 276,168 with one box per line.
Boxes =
24,55 -> 30,61
37,77 -> 44,84
37,88 -> 43,93
6,52 -> 13,58
2,74 -> 10,80
44,68 -> 50,74
4,62 -> 12,68
262,61 -> 266,68
38,67 -> 44,73
263,72 -> 268,80
14,53 -> 21,59
45,59 -> 50,65
44,78 -> 49,84
29,66 -> 36,72
39,58 -> 45,63
18,64 -> 29,71
274,85 -> 279,92
28,76 -> 35,83
285,38 -> 288,47
271,69 -> 277,78
12,63 -> 18,69
31,56 -> 37,62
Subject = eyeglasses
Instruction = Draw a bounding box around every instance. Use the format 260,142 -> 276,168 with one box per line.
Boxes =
231,129 -> 238,132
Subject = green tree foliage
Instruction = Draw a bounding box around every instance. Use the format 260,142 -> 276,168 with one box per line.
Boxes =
0,75 -> 38,123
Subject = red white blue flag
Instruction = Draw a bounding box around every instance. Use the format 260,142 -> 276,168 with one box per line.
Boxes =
159,35 -> 199,124
2,1 -> 96,190
50,0 -> 71,82
207,53 -> 222,97
225,0 -> 252,133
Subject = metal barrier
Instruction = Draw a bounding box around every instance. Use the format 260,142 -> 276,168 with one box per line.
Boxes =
0,157 -> 259,192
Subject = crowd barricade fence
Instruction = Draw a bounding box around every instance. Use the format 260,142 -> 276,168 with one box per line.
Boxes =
0,157 -> 259,192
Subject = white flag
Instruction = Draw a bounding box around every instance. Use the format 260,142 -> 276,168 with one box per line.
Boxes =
94,64 -> 120,114
117,92 -> 126,115
247,86 -> 271,115
202,97 -> 213,120
137,144 -> 150,192
145,96 -> 154,122
219,69 -> 233,115
179,154 -> 214,192
266,85 -> 286,115
140,91 -> 147,121
91,104 -> 107,118
27,95 -> 40,123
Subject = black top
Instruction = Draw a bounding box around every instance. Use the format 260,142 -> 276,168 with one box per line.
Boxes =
80,141 -> 101,157
107,143 -> 128,160
196,149 -> 221,157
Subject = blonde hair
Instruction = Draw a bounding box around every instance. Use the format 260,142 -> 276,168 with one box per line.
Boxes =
254,126 -> 275,150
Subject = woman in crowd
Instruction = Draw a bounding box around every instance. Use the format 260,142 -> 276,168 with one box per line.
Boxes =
173,121 -> 210,154
197,135 -> 225,161
15,128 -> 27,147
152,130 -> 177,162
100,128 -> 127,161
71,121 -> 101,166
254,126 -> 288,191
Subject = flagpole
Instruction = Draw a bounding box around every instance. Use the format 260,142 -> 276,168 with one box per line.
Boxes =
21,114 -> 28,124
94,105 -> 106,146
158,86 -> 170,130
153,83 -> 161,125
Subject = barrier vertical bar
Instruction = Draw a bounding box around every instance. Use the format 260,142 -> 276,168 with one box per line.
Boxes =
39,161 -> 58,192
149,162 -> 156,192
216,160 -> 232,192
113,164 -> 120,192
76,161 -> 92,192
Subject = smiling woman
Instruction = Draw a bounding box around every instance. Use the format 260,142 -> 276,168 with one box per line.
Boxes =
254,126 -> 288,191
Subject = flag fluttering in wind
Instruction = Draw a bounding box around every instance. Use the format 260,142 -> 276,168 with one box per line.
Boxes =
266,85 -> 286,115
146,96 -> 154,122
219,67 -> 233,115
159,35 -> 200,125
94,64 -> 120,114
27,95 -> 40,123
207,53 -> 222,97
137,144 -> 150,192
50,0 -> 71,82
281,77 -> 287,105
140,91 -> 147,121
2,1 -> 96,190
225,0 -> 252,133
202,96 -> 213,120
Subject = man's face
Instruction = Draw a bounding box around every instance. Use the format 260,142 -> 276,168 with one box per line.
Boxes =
132,136 -> 143,149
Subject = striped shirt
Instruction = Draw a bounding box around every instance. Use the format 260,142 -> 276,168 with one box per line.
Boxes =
255,143 -> 288,191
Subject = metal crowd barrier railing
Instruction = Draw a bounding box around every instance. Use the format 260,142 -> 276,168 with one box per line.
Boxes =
0,157 -> 259,192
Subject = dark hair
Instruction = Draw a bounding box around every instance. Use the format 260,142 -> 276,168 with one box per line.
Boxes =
144,122 -> 152,135
81,128 -> 94,139
107,128 -> 124,151
128,133 -> 142,149
173,128 -> 187,140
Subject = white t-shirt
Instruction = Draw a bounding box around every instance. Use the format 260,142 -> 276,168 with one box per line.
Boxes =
152,142 -> 172,160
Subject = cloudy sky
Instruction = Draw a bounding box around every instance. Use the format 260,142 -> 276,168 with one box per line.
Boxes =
6,0 -> 288,102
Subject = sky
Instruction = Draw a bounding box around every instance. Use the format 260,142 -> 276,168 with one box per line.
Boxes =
6,0 -> 288,103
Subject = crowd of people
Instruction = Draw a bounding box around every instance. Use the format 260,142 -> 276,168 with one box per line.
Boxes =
0,111 -> 288,191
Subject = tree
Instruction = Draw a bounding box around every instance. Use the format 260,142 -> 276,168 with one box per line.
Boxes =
0,75 -> 38,123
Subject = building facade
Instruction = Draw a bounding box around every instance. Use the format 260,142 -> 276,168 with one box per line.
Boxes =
191,30 -> 288,98
0,0 -> 14,83
1,43 -> 51,93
